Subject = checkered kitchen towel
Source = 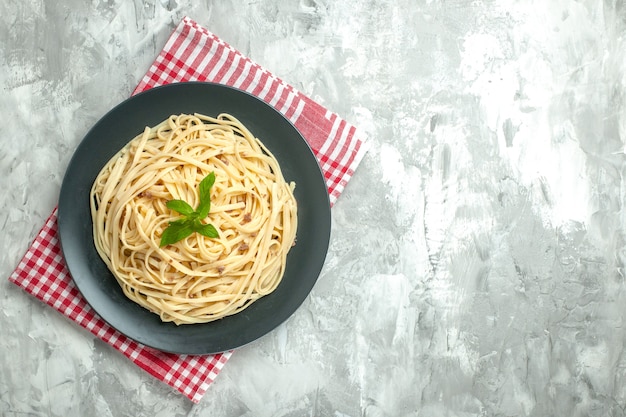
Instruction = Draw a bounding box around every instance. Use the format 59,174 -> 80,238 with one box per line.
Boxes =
9,16 -> 368,403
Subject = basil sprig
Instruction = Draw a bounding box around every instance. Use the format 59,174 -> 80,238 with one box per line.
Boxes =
159,172 -> 219,247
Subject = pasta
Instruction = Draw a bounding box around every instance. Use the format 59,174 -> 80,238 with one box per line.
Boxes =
90,113 -> 297,324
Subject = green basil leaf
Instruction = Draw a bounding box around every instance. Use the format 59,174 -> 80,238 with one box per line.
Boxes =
199,172 -> 216,201
196,200 -> 211,220
160,220 -> 194,247
195,223 -> 219,238
160,172 -> 220,246
166,199 -> 195,216
196,171 -> 215,219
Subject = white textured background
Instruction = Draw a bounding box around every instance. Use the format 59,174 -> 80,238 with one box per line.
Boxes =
2,1 -> 626,416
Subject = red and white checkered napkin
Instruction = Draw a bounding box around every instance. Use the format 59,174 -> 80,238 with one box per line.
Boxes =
8,16 -> 367,403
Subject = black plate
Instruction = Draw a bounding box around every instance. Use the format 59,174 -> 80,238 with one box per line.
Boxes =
58,82 -> 331,354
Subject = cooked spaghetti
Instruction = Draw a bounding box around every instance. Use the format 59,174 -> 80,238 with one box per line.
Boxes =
90,113 -> 297,324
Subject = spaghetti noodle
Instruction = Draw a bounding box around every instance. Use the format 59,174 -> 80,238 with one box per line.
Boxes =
90,113 -> 298,324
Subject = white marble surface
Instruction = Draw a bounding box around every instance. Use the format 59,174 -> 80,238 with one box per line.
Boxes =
2,0 -> 626,416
